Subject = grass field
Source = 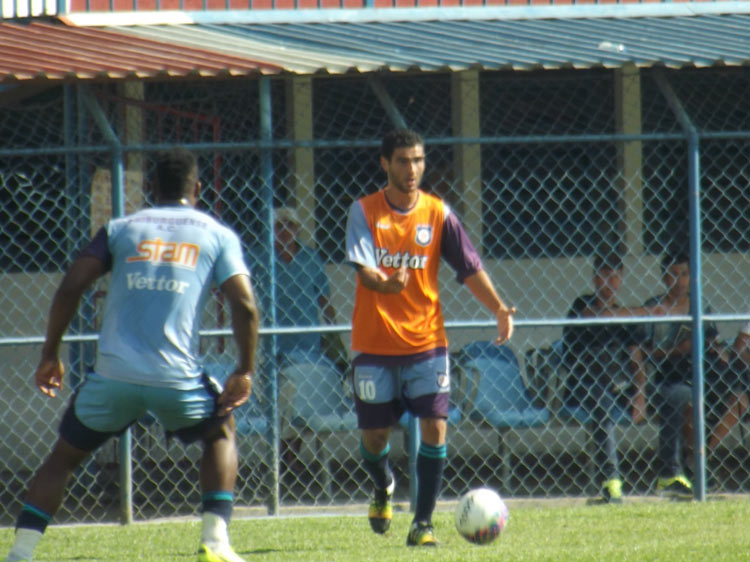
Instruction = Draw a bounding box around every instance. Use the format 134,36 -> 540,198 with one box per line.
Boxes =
2,497 -> 750,561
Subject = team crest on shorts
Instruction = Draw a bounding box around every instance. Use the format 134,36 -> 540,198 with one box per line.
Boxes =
415,225 -> 433,246
437,372 -> 450,388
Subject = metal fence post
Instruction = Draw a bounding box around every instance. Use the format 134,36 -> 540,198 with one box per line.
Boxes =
653,68 -> 706,502
81,85 -> 133,521
259,75 -> 281,515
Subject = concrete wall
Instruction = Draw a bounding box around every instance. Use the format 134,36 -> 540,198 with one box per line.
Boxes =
325,252 -> 750,361
2,253 -> 749,472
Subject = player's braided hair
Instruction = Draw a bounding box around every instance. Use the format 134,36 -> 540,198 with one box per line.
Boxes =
155,147 -> 197,201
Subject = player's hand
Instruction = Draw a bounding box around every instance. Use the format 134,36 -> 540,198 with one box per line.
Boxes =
217,371 -> 252,416
646,304 -> 669,316
381,263 -> 409,294
35,357 -> 64,398
631,393 -> 647,424
494,307 -> 516,345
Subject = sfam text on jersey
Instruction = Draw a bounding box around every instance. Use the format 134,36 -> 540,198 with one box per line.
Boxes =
126,238 -> 200,268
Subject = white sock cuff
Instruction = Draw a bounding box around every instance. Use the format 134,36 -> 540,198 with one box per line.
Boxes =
7,528 -> 43,561
201,512 -> 229,546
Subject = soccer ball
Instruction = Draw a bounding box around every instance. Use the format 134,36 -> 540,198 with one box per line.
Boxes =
454,487 -> 508,545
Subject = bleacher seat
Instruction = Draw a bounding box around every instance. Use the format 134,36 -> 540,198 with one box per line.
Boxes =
456,341 -> 550,493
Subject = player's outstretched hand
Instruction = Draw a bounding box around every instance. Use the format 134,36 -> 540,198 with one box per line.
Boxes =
35,357 -> 64,398
494,307 -> 516,345
217,371 -> 253,416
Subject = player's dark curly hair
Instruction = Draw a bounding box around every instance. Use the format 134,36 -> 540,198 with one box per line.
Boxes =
661,247 -> 690,273
593,252 -> 623,272
592,242 -> 624,272
155,148 -> 197,201
381,129 -> 424,160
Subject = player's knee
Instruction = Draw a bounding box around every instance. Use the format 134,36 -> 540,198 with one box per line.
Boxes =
419,417 -> 447,445
362,429 -> 390,454
204,414 -> 236,444
47,438 -> 91,472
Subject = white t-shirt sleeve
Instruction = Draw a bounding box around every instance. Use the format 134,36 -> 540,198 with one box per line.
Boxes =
214,228 -> 250,286
345,201 -> 377,269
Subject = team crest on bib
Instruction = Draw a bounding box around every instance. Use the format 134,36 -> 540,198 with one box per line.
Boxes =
415,225 -> 433,246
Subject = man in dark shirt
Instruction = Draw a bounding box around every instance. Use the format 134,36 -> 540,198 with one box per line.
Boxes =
563,252 -> 647,504
643,250 -> 741,498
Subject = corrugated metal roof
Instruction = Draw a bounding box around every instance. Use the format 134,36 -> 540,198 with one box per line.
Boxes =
110,13 -> 750,75
2,6 -> 750,83
0,21 -> 282,82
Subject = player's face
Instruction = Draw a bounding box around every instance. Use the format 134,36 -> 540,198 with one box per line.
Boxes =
663,262 -> 690,297
274,219 -> 298,251
381,144 -> 425,195
593,266 -> 622,302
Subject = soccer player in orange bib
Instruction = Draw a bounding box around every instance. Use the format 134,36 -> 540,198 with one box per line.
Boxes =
345,129 -> 515,546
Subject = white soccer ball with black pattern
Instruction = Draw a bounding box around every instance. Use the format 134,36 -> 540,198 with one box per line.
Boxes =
454,487 -> 508,545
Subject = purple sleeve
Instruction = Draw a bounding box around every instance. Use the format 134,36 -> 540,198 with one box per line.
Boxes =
441,211 -> 482,283
79,226 -> 112,271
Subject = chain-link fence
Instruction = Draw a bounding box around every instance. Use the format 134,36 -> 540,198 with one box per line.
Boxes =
2,66 -> 750,526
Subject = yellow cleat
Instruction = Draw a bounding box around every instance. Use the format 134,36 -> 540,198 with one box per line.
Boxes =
602,478 -> 623,504
657,475 -> 693,500
197,542 -> 246,562
406,521 -> 437,547
368,477 -> 395,534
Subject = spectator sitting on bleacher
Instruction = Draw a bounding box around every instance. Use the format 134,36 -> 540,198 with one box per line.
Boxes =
641,249 -> 743,499
245,206 -> 348,475
707,321 -> 750,452
588,249 -> 750,499
562,251 -> 648,505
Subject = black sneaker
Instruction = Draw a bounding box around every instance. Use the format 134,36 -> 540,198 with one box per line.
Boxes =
368,477 -> 395,534
406,521 -> 437,547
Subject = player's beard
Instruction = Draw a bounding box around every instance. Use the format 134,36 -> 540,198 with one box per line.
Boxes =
390,172 -> 422,195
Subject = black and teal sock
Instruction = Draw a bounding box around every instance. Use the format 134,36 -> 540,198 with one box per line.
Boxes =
201,491 -> 233,525
414,443 -> 447,524
360,441 -> 392,491
16,503 -> 52,533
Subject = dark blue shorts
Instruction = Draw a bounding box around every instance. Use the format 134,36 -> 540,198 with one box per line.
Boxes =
352,354 -> 450,429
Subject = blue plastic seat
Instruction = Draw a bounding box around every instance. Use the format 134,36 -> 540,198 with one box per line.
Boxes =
558,403 -> 631,426
454,342 -> 550,495
281,351 -> 358,434
281,352 -> 357,501
458,341 -> 549,428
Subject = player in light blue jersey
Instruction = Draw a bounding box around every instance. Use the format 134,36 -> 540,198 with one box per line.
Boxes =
4,149 -> 258,562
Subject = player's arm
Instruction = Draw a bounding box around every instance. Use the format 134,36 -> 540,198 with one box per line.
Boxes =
313,254 -> 338,323
731,329 -> 750,368
37,255 -> 108,397
217,273 -> 259,416
441,210 -> 515,344
463,270 -> 516,345
345,201 -> 409,294
708,322 -> 750,451
319,295 -> 337,323
592,303 -> 670,318
628,345 -> 647,424
356,263 -> 409,294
